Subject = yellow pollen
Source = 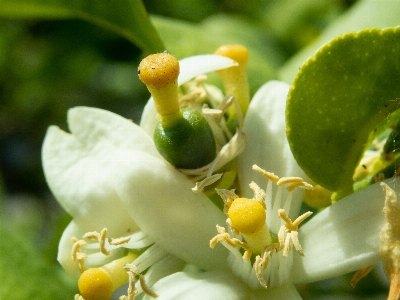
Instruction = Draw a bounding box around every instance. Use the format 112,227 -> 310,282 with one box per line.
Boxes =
78,268 -> 113,300
138,53 -> 179,88
228,197 -> 266,234
252,164 -> 279,182
138,53 -> 180,119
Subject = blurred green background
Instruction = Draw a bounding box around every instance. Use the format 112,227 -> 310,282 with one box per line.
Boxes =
0,0 -> 397,298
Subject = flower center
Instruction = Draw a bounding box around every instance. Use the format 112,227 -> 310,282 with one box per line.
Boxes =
228,198 -> 266,234
210,165 -> 313,289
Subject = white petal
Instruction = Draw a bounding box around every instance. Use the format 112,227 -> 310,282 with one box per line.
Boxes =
139,254 -> 186,292
42,107 -> 159,234
250,283 -> 302,300
58,220 -> 86,277
57,220 -> 123,278
238,81 -> 305,217
292,178 -> 400,283
140,55 -> 238,136
114,150 -> 229,271
142,270 -> 249,300
178,54 -> 238,86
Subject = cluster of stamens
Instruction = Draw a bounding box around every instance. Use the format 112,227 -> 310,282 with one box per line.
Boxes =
71,228 -> 131,272
70,228 -> 158,300
210,165 -> 313,288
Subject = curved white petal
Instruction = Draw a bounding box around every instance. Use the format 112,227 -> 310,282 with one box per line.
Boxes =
140,54 -> 238,136
142,271 -> 249,300
114,150 -> 229,271
138,254 -> 186,292
250,283 -> 302,300
42,107 -> 160,234
292,178 -> 400,283
57,220 -> 123,278
238,81 -> 305,217
178,54 -> 238,86
58,220 -> 87,277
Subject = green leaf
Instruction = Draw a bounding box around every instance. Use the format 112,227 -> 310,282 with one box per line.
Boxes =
286,27 -> 400,195
0,225 -> 76,299
279,0 -> 400,83
0,0 -> 164,54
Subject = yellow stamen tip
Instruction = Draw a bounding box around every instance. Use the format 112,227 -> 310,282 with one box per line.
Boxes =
215,45 -> 248,65
78,268 -> 113,300
228,197 -> 266,234
138,53 -> 179,89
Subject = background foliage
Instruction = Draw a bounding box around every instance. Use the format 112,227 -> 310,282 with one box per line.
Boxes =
0,0 -> 398,298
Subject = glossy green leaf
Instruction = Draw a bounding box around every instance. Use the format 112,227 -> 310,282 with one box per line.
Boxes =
286,27 -> 400,195
279,0 -> 400,83
0,0 -> 164,54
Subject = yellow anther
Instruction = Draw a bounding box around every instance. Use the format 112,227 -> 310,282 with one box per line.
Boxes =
252,164 -> 279,182
228,198 -> 266,234
215,44 -> 250,116
277,177 -> 303,186
108,236 -> 131,246
350,265 -> 374,288
138,53 -> 181,123
210,225 -> 253,259
71,238 -> 87,272
278,209 -> 312,256
83,228 -> 110,256
78,268 -> 113,300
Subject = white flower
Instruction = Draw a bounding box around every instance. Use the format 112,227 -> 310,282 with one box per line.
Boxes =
135,78 -> 400,299
42,52 -> 395,299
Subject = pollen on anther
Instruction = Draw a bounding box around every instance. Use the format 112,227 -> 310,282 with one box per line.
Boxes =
228,198 -> 266,234
252,165 -> 279,182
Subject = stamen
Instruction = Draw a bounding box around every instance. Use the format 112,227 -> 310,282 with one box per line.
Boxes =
249,181 -> 266,208
179,76 -> 208,105
252,165 -> 279,182
216,188 -> 238,214
71,237 -> 87,272
380,183 -> 400,300
278,209 -> 312,256
226,218 -> 239,235
350,265 -> 374,288
253,244 -> 280,288
254,252 -> 269,288
83,228 -> 110,256
124,264 -> 139,300
124,263 -> 159,299
277,177 -> 303,186
286,181 -> 313,192
108,236 -> 131,246
210,225 -> 252,259
192,173 -> 222,193
283,233 -> 292,256
139,275 -> 159,298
